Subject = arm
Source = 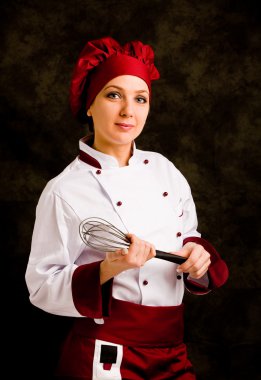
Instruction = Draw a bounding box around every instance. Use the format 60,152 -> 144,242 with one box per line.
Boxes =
25,186 -> 113,318
181,237 -> 229,294
171,170 -> 229,294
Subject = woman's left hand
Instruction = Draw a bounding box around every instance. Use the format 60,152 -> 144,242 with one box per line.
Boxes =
172,242 -> 211,279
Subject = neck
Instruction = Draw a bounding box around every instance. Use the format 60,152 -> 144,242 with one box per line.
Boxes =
92,140 -> 133,167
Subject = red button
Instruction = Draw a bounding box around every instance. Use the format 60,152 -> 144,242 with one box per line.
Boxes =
163,192 -> 168,197
144,159 -> 149,164
176,232 -> 182,237
143,280 -> 148,286
116,201 -> 122,206
96,169 -> 101,174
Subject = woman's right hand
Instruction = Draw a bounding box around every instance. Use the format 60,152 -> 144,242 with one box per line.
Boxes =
100,233 -> 156,284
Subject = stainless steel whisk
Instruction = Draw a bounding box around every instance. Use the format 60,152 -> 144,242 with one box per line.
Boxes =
79,217 -> 186,265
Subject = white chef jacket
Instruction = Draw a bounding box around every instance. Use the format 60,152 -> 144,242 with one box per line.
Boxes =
25,136 -> 202,318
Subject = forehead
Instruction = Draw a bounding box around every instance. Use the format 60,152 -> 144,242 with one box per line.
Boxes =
103,75 -> 149,93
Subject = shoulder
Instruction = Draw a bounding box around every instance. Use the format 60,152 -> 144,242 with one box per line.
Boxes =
137,148 -> 192,192
38,158 -> 81,202
137,148 -> 183,176
136,148 -> 172,165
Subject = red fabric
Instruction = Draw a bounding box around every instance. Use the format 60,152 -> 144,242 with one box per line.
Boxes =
103,363 -> 112,371
183,236 -> 229,295
55,339 -> 195,379
79,149 -> 101,169
121,344 -> 195,380
69,36 -> 160,122
72,298 -> 184,347
72,260 -> 113,318
55,298 -> 195,379
86,54 -> 152,109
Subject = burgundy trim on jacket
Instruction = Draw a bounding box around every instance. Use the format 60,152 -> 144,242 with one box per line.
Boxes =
79,149 -> 102,169
72,261 -> 113,317
183,236 -> 229,295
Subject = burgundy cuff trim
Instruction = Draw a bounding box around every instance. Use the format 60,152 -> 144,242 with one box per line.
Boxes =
72,261 -> 113,318
182,236 -> 229,294
183,273 -> 211,295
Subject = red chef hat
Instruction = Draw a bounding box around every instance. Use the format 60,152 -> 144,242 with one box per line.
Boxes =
69,36 -> 160,123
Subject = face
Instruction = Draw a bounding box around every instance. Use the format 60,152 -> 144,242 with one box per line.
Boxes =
87,75 -> 150,151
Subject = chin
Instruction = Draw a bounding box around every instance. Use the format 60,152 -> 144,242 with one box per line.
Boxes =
110,133 -> 135,144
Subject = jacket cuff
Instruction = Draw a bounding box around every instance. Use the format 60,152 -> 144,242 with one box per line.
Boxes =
183,236 -> 229,295
72,261 -> 113,318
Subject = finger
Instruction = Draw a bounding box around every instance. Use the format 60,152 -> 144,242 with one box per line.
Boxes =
141,242 -> 152,264
148,244 -> 156,259
171,246 -> 192,259
177,252 -> 201,273
179,251 -> 210,274
189,259 -> 211,279
121,248 -> 129,255
126,233 -> 136,244
131,240 -> 146,266
130,238 -> 150,265
177,245 -> 206,272
187,257 -> 210,277
122,235 -> 142,266
125,235 -> 155,265
106,249 -> 125,261
126,234 -> 140,257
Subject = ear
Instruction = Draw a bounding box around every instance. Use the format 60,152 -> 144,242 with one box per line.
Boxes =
87,108 -> 92,117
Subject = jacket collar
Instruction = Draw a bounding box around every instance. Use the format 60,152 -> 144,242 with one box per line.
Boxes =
79,135 -> 138,169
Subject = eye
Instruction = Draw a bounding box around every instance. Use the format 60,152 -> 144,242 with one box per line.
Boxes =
106,91 -> 121,99
136,96 -> 147,104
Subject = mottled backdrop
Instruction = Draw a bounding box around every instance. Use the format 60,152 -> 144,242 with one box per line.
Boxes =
1,0 -> 260,379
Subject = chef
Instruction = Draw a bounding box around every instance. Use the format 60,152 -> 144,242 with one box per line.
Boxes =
25,36 -> 229,380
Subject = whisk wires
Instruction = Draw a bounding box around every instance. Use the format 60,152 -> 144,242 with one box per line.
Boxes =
79,217 -> 186,264
79,217 -> 130,252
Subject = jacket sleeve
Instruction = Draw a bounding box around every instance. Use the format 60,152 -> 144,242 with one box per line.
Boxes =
183,236 -> 229,295
175,168 -> 229,295
72,262 -> 113,318
25,184 -> 113,318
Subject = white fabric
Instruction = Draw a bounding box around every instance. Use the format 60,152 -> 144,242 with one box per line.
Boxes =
92,339 -> 123,380
25,136 -> 201,317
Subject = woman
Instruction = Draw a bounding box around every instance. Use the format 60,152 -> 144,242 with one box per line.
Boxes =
25,37 -> 229,380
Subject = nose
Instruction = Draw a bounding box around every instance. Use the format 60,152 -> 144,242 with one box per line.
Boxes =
120,100 -> 133,118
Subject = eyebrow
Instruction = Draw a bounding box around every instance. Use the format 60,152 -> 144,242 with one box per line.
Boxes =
103,85 -> 149,95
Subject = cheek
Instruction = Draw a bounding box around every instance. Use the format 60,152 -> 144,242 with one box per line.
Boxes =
92,104 -> 112,123
101,103 -> 119,118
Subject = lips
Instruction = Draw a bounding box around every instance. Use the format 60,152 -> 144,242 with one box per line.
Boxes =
115,123 -> 135,130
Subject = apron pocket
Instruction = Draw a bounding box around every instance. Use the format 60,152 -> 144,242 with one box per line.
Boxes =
92,339 -> 123,380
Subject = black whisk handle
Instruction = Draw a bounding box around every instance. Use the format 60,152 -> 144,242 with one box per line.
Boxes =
155,250 -> 186,265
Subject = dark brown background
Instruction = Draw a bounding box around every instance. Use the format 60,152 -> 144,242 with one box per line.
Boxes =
2,0 -> 260,379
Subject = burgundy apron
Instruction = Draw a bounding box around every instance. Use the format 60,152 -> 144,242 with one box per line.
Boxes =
55,298 -> 196,380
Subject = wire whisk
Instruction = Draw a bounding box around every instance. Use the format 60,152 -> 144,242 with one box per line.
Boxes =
79,217 -> 186,265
